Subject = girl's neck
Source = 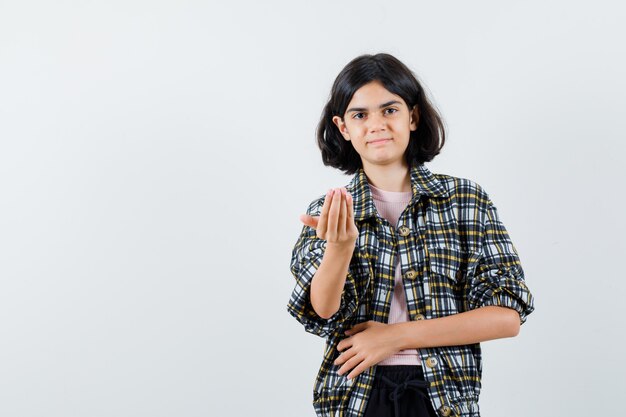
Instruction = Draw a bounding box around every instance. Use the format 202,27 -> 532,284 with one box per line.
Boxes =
362,161 -> 412,193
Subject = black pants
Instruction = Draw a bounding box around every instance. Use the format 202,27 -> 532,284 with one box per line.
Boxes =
363,365 -> 439,417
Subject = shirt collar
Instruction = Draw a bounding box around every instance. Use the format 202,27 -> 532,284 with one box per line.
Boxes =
346,162 -> 449,222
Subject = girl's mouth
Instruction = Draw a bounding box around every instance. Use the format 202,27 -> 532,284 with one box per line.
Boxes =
368,138 -> 392,145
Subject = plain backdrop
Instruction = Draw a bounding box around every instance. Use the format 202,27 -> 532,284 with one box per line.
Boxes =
1,1 -> 625,416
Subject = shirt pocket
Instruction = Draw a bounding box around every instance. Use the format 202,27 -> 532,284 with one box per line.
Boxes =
425,245 -> 466,317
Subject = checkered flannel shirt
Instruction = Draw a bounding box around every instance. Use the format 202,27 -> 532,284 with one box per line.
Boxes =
286,162 -> 535,417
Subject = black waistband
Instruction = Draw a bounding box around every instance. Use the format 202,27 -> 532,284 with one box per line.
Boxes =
372,365 -> 425,385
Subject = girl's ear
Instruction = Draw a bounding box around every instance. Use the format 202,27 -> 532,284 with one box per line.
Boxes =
410,105 -> 419,131
332,115 -> 351,140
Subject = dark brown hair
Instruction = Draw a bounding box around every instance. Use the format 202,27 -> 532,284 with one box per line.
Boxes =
316,53 -> 446,175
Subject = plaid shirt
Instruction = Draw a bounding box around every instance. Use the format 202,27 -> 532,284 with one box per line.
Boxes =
286,162 -> 535,417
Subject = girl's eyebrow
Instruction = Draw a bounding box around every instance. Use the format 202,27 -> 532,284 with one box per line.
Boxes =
346,100 -> 402,114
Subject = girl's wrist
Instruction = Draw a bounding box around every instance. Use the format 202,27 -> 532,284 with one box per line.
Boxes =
391,322 -> 416,351
325,240 -> 356,255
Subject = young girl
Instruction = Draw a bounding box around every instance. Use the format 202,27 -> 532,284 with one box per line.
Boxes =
287,53 -> 535,417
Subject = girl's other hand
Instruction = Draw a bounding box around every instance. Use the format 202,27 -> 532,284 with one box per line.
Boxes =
333,321 -> 402,380
299,188 -> 358,249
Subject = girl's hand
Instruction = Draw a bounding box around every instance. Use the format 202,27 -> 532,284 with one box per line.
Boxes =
299,188 -> 359,249
333,321 -> 404,380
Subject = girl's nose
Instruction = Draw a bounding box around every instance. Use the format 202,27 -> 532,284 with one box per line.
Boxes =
367,113 -> 387,131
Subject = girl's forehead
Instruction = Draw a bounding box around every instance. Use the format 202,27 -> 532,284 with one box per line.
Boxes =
348,83 -> 406,107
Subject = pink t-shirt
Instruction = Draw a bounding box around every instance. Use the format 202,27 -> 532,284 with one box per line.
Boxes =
368,182 -> 421,366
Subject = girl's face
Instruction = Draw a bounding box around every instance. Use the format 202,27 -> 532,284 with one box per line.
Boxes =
332,80 -> 418,169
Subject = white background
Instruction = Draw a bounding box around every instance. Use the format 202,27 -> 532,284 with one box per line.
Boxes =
1,1 -> 625,416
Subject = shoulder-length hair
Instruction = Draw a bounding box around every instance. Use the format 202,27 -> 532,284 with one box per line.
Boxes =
316,53 -> 446,175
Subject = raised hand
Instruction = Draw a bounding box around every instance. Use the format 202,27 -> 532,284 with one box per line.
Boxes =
299,188 -> 359,249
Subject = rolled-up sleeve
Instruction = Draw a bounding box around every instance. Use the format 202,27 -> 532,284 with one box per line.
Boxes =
466,195 -> 535,325
286,201 -> 359,338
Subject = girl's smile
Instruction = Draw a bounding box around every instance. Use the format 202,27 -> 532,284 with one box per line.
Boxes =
367,138 -> 393,145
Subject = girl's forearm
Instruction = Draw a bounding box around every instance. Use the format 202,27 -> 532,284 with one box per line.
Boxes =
393,306 -> 521,350
309,243 -> 354,319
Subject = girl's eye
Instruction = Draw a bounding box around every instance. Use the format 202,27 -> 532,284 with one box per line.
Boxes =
352,108 -> 397,119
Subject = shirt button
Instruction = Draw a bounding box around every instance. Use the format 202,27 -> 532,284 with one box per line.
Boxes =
438,405 -> 453,416
405,269 -> 416,279
425,356 -> 438,368
398,225 -> 411,236
414,314 -> 425,321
